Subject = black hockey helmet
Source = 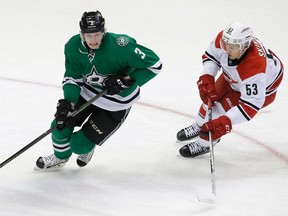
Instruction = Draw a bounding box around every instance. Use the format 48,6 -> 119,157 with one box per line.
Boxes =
79,11 -> 105,33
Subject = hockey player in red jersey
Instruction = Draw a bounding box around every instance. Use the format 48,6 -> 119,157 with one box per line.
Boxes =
177,21 -> 284,157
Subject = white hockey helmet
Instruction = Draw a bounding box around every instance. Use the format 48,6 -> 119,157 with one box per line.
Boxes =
221,22 -> 253,52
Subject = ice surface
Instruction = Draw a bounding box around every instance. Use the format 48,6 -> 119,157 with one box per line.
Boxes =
0,0 -> 288,215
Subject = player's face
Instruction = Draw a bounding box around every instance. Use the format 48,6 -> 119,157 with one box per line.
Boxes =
83,32 -> 104,49
221,41 -> 242,60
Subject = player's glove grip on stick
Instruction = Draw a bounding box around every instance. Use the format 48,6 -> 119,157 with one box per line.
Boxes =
104,75 -> 135,95
54,99 -> 74,131
197,74 -> 218,105
200,115 -> 232,140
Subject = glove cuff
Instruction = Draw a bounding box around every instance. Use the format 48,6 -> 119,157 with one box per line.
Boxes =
219,115 -> 232,133
119,77 -> 135,87
197,74 -> 215,86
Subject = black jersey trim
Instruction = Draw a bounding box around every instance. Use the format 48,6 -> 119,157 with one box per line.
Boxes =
237,105 -> 251,121
239,98 -> 260,111
84,82 -> 140,104
205,51 -> 221,67
266,67 -> 283,92
62,77 -> 84,86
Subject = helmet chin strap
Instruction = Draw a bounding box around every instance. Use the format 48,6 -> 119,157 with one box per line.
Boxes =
239,45 -> 250,57
235,47 -> 249,60
238,50 -> 245,58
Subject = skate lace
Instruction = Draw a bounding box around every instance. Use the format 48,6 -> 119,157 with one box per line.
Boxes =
43,154 -> 56,163
42,154 -> 64,166
78,149 -> 95,163
187,141 -> 207,154
184,124 -> 200,138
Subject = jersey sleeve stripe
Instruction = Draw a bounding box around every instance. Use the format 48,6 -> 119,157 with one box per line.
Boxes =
237,105 -> 251,121
148,60 -> 162,74
63,77 -> 84,86
239,98 -> 261,111
203,51 -> 221,67
266,67 -> 284,95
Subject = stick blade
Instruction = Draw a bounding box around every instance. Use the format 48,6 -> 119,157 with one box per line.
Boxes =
197,194 -> 216,204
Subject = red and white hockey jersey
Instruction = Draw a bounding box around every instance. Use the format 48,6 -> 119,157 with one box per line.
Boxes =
202,31 -> 284,125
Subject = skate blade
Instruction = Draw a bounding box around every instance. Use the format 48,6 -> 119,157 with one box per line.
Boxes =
33,163 -> 67,171
176,137 -> 198,144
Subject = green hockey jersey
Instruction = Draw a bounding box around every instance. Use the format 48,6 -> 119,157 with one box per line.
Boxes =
62,32 -> 162,111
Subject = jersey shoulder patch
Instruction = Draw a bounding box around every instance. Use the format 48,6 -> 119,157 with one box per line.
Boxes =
116,36 -> 130,46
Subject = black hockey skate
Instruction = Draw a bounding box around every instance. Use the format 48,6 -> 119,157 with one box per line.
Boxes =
177,123 -> 201,141
179,140 -> 210,158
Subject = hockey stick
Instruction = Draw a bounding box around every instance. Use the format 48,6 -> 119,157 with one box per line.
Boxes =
0,89 -> 107,169
197,99 -> 216,204
207,99 -> 216,196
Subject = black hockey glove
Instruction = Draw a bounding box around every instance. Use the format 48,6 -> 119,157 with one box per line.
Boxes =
103,75 -> 135,95
54,99 -> 74,131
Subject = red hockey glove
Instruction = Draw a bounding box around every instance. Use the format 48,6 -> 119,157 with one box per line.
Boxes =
200,115 -> 232,140
197,74 -> 218,105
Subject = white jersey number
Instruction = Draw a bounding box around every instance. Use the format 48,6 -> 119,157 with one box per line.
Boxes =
134,47 -> 146,59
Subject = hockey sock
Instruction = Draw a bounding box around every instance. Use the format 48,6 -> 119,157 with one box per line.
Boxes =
70,130 -> 96,154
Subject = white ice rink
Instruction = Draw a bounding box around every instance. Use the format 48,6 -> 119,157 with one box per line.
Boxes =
0,0 -> 288,215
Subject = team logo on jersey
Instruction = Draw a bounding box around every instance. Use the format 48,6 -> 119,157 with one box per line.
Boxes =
85,66 -> 107,87
116,36 -> 129,46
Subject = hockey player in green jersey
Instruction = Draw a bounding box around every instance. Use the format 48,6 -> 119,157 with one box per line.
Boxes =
35,10 -> 162,169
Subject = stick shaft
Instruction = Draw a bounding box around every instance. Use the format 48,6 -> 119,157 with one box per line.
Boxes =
207,99 -> 216,196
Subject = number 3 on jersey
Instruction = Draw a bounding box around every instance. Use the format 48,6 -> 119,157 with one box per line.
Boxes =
134,47 -> 146,59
